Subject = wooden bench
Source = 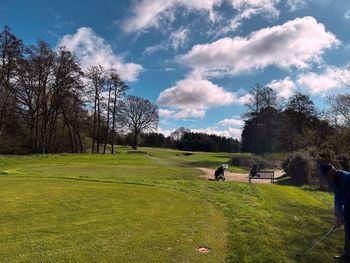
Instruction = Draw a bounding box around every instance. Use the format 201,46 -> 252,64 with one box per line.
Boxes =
248,170 -> 275,183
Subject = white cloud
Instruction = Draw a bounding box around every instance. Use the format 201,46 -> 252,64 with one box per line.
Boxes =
297,66 -> 350,94
157,126 -> 242,139
157,78 -> 235,108
236,93 -> 253,105
173,108 -> 206,119
122,0 -> 219,33
122,0 -> 283,34
144,27 -> 189,55
157,127 -> 174,137
159,108 -> 176,118
179,17 -> 339,78
267,77 -> 297,98
286,0 -> 308,11
169,28 -> 189,50
219,118 -> 244,126
345,9 -> 350,20
157,77 -> 248,119
192,127 -> 242,140
217,0 -> 280,34
58,27 -> 143,81
230,0 -> 279,16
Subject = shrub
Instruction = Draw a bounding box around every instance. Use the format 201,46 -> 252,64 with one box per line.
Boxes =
230,155 -> 275,170
283,151 -> 319,185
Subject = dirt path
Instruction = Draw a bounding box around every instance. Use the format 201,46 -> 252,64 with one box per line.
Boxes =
198,168 -> 284,184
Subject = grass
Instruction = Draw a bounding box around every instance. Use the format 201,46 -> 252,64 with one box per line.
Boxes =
0,147 -> 344,262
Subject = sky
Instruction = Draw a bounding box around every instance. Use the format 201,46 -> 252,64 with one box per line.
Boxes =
1,0 -> 350,139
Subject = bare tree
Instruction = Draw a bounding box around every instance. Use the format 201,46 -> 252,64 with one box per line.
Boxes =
103,69 -> 128,154
328,94 -> 350,127
86,65 -> 105,153
170,127 -> 190,141
117,96 -> 159,149
0,26 -> 23,141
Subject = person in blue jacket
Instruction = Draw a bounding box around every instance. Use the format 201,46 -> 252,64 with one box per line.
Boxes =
320,163 -> 350,260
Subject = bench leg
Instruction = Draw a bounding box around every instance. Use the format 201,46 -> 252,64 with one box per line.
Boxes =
249,177 -> 251,183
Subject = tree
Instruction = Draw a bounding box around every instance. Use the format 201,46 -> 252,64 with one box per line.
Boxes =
170,127 -> 190,141
242,84 -> 280,153
241,107 -> 280,153
328,93 -> 350,127
286,92 -> 316,134
86,65 -> 105,153
117,96 -> 159,149
140,132 -> 165,147
106,69 -> 128,154
0,26 -> 23,142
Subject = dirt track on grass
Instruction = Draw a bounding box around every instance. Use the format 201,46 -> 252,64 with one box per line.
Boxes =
198,168 -> 284,184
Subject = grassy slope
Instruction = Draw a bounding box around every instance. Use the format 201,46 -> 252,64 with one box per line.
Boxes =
0,147 -> 344,262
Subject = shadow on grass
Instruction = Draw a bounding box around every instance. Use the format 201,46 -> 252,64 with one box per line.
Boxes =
276,175 -> 330,193
276,174 -> 298,186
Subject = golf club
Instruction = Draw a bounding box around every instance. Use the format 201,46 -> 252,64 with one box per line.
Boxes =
295,225 -> 339,259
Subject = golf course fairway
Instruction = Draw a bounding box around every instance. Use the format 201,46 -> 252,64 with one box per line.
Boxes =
0,148 -> 344,262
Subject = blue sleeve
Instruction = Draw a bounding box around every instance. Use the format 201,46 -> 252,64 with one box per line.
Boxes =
334,191 -> 343,218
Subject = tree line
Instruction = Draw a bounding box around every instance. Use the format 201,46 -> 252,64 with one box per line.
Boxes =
241,83 -> 350,166
0,26 -> 158,154
137,128 -> 240,153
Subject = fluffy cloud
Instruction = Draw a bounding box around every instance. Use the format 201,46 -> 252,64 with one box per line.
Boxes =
122,0 -> 219,32
58,27 -> 143,81
297,66 -> 350,94
179,17 -> 339,78
173,108 -> 206,119
219,118 -> 244,126
157,77 -> 248,119
158,78 -> 235,108
267,77 -> 297,98
159,108 -> 176,117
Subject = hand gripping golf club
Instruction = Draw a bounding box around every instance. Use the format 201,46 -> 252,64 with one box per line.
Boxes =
295,225 -> 339,258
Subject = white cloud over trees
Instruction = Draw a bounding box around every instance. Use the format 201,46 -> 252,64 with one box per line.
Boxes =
58,27 -> 143,82
157,77 -> 248,119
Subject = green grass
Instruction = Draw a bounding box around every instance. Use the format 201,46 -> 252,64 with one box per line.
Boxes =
0,147 -> 344,262
0,178 -> 226,262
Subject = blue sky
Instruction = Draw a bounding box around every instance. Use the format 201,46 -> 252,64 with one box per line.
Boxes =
1,0 -> 350,139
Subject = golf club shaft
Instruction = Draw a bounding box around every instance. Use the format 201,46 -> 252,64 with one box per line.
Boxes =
302,225 -> 337,256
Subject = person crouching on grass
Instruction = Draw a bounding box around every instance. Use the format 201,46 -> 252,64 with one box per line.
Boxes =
320,163 -> 350,260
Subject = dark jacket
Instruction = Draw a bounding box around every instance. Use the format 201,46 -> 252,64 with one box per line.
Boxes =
334,170 -> 350,219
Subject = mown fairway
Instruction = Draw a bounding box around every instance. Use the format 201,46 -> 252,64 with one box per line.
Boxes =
0,148 -> 344,262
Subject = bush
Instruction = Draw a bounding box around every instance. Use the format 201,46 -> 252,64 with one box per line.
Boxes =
230,155 -> 275,170
283,151 -> 319,185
